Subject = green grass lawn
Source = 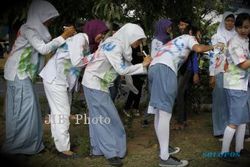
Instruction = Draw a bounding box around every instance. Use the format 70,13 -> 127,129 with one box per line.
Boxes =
0,96 -> 250,167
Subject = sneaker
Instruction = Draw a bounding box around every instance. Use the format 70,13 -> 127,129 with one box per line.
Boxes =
122,109 -> 131,118
219,152 -> 239,163
244,137 -> 250,142
107,157 -> 123,166
159,156 -> 188,167
218,137 -> 223,142
169,146 -> 181,155
142,120 -> 149,128
58,152 -> 80,159
219,156 -> 239,163
240,149 -> 250,157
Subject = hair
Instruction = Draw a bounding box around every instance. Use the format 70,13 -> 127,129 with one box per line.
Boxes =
179,17 -> 192,25
61,18 -> 85,33
112,22 -> 121,32
235,13 -> 250,28
225,14 -> 235,20
181,25 -> 195,35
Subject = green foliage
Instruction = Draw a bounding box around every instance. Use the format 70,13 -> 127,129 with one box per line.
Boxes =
1,0 -> 232,43
92,0 -> 124,22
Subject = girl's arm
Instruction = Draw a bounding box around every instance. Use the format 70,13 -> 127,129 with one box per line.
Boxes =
105,45 -> 150,76
24,26 -> 75,55
238,60 -> 250,70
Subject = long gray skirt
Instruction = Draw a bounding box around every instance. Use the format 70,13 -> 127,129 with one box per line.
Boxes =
83,86 -> 126,159
212,73 -> 228,136
1,76 -> 44,154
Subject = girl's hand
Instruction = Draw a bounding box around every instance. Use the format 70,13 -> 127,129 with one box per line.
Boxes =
142,56 -> 152,67
61,26 -> 76,39
213,42 -> 225,50
193,73 -> 200,84
209,76 -> 216,88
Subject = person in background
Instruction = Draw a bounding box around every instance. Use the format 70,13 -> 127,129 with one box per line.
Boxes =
83,19 -> 109,54
174,26 -> 201,130
2,0 -> 76,155
109,22 -> 122,102
151,18 -> 173,58
209,12 -> 236,140
122,41 -> 149,117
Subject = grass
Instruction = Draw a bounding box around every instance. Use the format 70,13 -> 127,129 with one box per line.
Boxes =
0,90 -> 250,167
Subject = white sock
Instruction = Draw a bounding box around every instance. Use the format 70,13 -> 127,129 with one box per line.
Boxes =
154,111 -> 159,138
221,126 -> 236,153
157,110 -> 172,160
235,124 -> 246,152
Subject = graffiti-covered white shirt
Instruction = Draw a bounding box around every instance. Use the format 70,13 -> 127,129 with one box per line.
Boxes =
151,38 -> 163,58
82,38 -> 147,93
4,26 -> 65,81
209,34 -> 228,76
150,34 -> 198,75
40,33 -> 90,91
224,34 -> 250,91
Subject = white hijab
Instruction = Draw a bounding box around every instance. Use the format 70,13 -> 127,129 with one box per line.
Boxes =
216,11 -> 236,43
25,0 -> 59,42
110,23 -> 146,61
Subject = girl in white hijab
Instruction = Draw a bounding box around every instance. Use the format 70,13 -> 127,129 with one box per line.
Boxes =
2,0 -> 75,155
82,23 -> 151,166
209,11 -> 236,139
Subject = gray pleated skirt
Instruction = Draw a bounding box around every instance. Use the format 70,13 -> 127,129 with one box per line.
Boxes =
1,76 -> 44,154
83,86 -> 126,159
148,64 -> 177,113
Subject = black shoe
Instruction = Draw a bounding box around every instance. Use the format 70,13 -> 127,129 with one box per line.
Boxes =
219,152 -> 239,163
107,157 -> 123,166
58,152 -> 80,159
142,120 -> 149,128
240,149 -> 250,157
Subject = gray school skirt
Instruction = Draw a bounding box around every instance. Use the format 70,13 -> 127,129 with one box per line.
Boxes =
225,89 -> 250,125
148,64 -> 177,113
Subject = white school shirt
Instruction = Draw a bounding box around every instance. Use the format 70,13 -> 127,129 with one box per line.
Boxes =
82,38 -> 147,93
223,34 -> 250,91
40,33 -> 89,91
150,34 -> 198,75
4,25 -> 65,81
151,38 -> 163,58
209,34 -> 228,76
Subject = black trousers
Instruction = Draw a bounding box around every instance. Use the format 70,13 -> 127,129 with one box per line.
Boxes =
175,70 -> 193,123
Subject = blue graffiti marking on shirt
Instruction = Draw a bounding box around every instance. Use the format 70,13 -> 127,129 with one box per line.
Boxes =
120,57 -> 127,69
209,51 -> 214,58
173,39 -> 184,52
69,67 -> 80,76
101,42 -> 116,51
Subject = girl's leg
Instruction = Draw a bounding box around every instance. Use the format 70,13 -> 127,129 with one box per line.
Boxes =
221,124 -> 237,153
154,110 -> 159,138
43,81 -> 71,153
235,124 -> 246,152
157,110 -> 172,160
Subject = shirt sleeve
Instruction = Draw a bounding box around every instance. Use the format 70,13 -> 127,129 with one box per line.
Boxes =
229,40 -> 247,65
104,43 -> 147,76
68,33 -> 90,67
187,35 -> 199,50
23,27 -> 65,55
